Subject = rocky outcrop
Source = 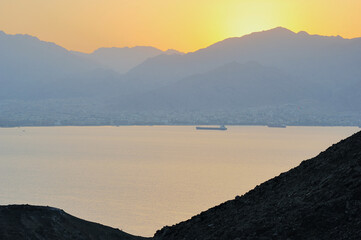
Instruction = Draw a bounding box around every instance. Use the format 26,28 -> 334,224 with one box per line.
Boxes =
154,131 -> 361,240
0,205 -> 149,240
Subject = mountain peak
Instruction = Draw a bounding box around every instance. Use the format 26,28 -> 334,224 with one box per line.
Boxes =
204,27 -> 298,52
269,26 -> 295,33
164,49 -> 184,55
257,26 -> 297,37
297,30 -> 310,36
0,30 -> 39,41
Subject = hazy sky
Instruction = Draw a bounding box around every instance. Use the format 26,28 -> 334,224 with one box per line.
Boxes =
0,0 -> 360,53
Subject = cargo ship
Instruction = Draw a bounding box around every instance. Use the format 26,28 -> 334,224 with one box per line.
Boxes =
196,125 -> 227,131
267,123 -> 287,128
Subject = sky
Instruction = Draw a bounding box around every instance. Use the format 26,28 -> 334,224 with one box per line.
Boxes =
0,0 -> 360,53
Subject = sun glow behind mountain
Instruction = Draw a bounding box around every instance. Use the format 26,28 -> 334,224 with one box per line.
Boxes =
0,0 -> 360,53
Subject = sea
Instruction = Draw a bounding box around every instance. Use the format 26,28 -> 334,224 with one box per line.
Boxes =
0,126 -> 358,236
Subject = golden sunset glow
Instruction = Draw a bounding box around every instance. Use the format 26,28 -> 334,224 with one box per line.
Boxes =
0,0 -> 360,53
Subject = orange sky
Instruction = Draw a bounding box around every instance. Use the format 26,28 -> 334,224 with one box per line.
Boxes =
0,0 -> 360,53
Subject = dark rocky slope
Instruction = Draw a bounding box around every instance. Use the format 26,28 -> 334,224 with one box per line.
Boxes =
0,205 -> 149,240
154,131 -> 361,240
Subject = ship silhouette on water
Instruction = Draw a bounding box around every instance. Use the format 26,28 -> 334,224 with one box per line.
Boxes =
196,125 -> 227,131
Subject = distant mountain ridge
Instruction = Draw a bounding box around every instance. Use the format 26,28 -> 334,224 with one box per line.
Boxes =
0,30 -> 118,100
118,27 -> 361,113
73,46 -> 183,74
124,27 -> 361,91
119,61 -> 301,111
1,27 -> 361,126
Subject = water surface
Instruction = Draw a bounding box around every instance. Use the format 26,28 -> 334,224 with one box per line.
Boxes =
0,126 -> 358,236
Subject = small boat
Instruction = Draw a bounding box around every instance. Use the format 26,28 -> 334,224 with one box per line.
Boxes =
267,123 -> 287,128
196,125 -> 227,131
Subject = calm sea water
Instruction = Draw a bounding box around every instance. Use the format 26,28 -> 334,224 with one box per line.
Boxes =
0,126 -> 358,236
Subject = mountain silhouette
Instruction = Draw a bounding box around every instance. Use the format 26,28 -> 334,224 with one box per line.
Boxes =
1,27 -> 361,125
0,205 -> 148,240
118,61 -> 302,111
154,130 -> 361,239
123,27 -> 361,98
73,47 -> 183,74
0,30 -> 122,100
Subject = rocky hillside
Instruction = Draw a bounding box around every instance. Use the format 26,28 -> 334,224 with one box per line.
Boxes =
154,131 -> 361,240
0,205 -> 149,240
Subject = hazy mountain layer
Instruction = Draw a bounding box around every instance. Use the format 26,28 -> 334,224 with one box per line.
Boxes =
126,27 -> 361,91
1,28 -> 361,125
119,62 -> 302,111
115,29 -> 361,113
122,27 -> 361,113
73,47 -> 183,74
0,31 -> 124,100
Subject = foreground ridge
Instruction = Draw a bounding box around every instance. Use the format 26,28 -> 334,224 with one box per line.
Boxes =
0,205 -> 149,240
154,131 -> 361,240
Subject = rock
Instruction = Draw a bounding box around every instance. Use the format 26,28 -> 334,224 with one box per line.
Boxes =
0,205 -> 149,240
153,131 -> 361,240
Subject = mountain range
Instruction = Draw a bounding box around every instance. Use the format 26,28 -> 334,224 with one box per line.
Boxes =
0,27 -> 361,126
72,47 -> 183,74
119,61 -> 301,111
119,27 -> 361,111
